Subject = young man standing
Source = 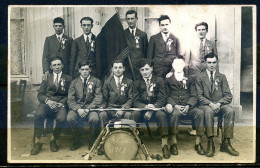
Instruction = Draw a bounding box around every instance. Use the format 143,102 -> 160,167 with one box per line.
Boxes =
165,55 -> 205,156
31,57 -> 72,155
67,61 -> 102,151
195,53 -> 239,157
131,59 -> 169,159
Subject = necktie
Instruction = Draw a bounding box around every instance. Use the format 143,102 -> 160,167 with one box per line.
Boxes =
132,29 -> 135,38
86,36 -> 90,48
54,74 -> 59,90
58,36 -> 61,43
83,78 -> 87,101
117,77 -> 121,94
210,71 -> 214,91
200,39 -> 205,60
146,78 -> 150,90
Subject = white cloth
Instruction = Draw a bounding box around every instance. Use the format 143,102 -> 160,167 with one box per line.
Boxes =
129,27 -> 136,36
206,69 -> 216,80
114,75 -> 123,88
53,71 -> 62,83
83,33 -> 92,43
56,33 -> 63,41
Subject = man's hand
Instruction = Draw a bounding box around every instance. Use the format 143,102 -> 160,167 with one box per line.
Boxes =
144,111 -> 153,121
56,103 -> 65,108
174,105 -> 184,112
166,72 -> 173,78
209,102 -> 220,113
181,105 -> 190,115
42,71 -> 50,81
115,110 -> 125,118
165,104 -> 173,114
145,104 -> 155,109
77,109 -> 88,118
46,100 -> 58,111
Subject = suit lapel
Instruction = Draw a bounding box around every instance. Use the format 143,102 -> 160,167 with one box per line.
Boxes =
125,28 -> 135,47
51,34 -> 61,49
79,35 -> 88,53
75,77 -> 84,99
110,77 -> 119,94
171,74 -> 182,89
202,71 -> 212,94
157,33 -> 166,50
212,72 -> 220,93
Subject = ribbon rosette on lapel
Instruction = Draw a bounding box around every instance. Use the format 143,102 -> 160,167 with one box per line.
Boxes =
60,78 -> 66,91
167,39 -> 173,51
90,40 -> 95,52
120,83 -> 127,96
148,83 -> 156,97
182,77 -> 188,89
215,78 -> 220,90
135,36 -> 140,48
61,38 -> 67,49
206,43 -> 210,51
87,82 -> 94,93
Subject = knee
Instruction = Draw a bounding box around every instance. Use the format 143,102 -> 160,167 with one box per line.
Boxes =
172,109 -> 181,117
89,116 -> 100,125
156,110 -> 166,119
56,115 -> 66,123
99,112 -> 108,120
124,112 -> 132,119
196,109 -> 204,118
67,111 -> 76,124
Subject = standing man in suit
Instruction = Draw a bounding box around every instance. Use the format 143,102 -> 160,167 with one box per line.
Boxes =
147,15 -> 181,78
70,17 -> 96,78
67,61 -> 102,151
124,10 -> 148,80
131,59 -> 170,159
31,56 -> 72,155
165,55 -> 205,156
99,59 -> 133,127
195,53 -> 239,157
42,17 -> 73,134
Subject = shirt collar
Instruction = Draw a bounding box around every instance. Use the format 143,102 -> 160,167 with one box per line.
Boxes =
114,75 -> 123,82
83,33 -> 92,42
56,33 -> 64,39
161,32 -> 170,42
143,75 -> 152,84
199,38 -> 206,46
80,75 -> 90,83
206,69 -> 216,79
53,71 -> 62,81
174,72 -> 184,81
129,27 -> 136,33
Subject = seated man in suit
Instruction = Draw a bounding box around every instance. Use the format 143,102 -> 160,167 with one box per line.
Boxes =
165,55 -> 205,156
31,56 -> 72,155
195,53 -> 239,157
99,59 -> 133,127
67,61 -> 102,151
131,59 -> 170,159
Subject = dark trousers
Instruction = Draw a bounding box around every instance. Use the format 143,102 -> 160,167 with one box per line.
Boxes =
34,103 -> 67,139
199,104 -> 235,139
168,107 -> 204,136
67,110 -> 100,142
131,110 -> 168,137
99,111 -> 132,128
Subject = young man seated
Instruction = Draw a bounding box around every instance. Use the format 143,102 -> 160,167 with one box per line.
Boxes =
165,55 -> 205,156
195,53 -> 239,157
99,59 -> 133,127
31,56 -> 72,155
131,59 -> 170,159
67,61 -> 103,151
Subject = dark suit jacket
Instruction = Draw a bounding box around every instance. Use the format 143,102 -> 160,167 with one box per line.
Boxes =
124,28 -> 148,79
101,75 -> 133,108
132,75 -> 166,108
37,73 -> 72,106
147,32 -> 180,78
42,34 -> 73,74
195,70 -> 232,106
67,75 -> 102,111
165,71 -> 197,108
70,34 -> 96,78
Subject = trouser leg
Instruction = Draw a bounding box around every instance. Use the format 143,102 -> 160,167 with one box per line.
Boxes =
99,111 -> 108,128
169,109 -> 181,135
88,111 -> 100,142
53,107 -> 67,140
155,110 -> 168,137
220,105 -> 235,139
188,107 -> 204,136
200,106 -> 214,137
34,104 -> 50,139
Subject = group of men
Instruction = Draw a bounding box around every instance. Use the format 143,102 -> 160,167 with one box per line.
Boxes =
31,9 -> 239,159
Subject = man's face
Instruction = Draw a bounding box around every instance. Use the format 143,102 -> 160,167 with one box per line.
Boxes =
205,57 -> 218,72
53,23 -> 64,35
79,65 -> 91,78
81,20 -> 93,35
126,13 -> 137,29
139,64 -> 153,79
50,60 -> 63,74
172,58 -> 185,73
112,63 -> 125,77
159,19 -> 171,34
196,25 -> 208,39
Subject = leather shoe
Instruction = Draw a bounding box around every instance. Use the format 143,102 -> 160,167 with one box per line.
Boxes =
205,139 -> 215,157
162,145 -> 170,159
170,144 -> 178,155
31,142 -> 43,155
70,140 -> 83,151
50,140 -> 59,152
195,143 -> 205,155
97,146 -> 104,155
220,139 -> 239,156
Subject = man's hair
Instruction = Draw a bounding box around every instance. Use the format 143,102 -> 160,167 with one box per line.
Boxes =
113,59 -> 125,67
158,15 -> 171,24
80,17 -> 94,25
137,59 -> 153,69
204,52 -> 218,61
195,22 -> 208,31
53,17 -> 65,26
50,56 -> 63,65
125,10 -> 138,18
173,55 -> 185,62
78,61 -> 92,69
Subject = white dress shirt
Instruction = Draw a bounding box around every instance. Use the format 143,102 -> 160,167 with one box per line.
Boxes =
206,69 -> 216,80
83,33 -> 92,43
161,32 -> 169,42
114,75 -> 123,88
53,71 -> 62,83
129,27 -> 136,36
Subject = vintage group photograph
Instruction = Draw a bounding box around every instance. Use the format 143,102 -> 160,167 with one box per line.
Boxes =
8,5 -> 256,163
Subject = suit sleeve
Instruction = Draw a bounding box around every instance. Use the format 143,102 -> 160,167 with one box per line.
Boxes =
217,75 -> 232,105
70,40 -> 78,76
101,79 -> 109,108
42,37 -> 50,74
67,80 -> 82,111
86,79 -> 103,109
195,75 -> 212,105
147,36 -> 155,60
122,80 -> 133,108
59,76 -> 72,105
154,78 -> 167,108
37,79 -> 48,104
166,79 -> 177,106
143,33 -> 148,58
186,81 -> 198,108
132,81 -> 147,108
